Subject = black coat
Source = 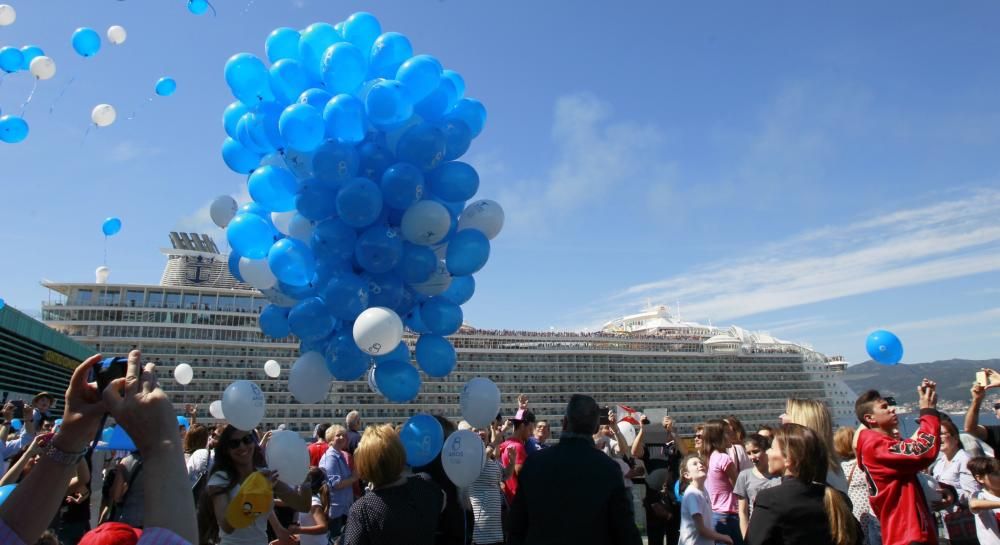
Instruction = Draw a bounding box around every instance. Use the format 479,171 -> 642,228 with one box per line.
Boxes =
508,435 -> 642,545
746,478 -> 861,545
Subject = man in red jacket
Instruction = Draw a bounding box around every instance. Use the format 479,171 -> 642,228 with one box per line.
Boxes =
855,379 -> 940,545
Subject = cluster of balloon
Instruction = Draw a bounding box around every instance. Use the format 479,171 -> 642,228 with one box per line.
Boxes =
214,12 -> 503,409
866,330 -> 903,365
0,14 -> 55,143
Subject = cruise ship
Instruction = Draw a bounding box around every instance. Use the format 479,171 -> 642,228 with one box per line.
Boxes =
41,233 -> 857,436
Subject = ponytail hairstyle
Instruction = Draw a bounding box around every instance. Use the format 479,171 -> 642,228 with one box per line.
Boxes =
775,423 -> 858,545
307,466 -> 330,515
700,419 -> 729,457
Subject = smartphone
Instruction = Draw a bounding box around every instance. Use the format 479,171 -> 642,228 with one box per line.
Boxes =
599,406 -> 611,425
11,400 -> 24,420
91,357 -> 128,392
978,371 -> 990,388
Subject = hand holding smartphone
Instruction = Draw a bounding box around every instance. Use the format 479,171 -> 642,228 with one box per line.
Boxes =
977,370 -> 1000,389
91,356 -> 129,393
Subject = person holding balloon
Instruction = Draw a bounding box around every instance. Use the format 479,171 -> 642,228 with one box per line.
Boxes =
965,369 -> 1000,459
285,467 -> 330,545
468,433 -> 516,545
318,425 -> 358,540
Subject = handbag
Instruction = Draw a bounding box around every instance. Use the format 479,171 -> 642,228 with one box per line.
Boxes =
943,506 -> 981,545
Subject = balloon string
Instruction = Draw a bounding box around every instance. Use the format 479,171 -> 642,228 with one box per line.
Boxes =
19,78 -> 39,116
206,0 -> 218,16
104,236 -> 108,266
82,123 -> 92,147
50,75 -> 77,115
127,97 -> 154,121
242,0 -> 255,13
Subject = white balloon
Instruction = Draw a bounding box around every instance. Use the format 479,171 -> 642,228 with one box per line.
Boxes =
222,380 -> 266,431
411,260 -> 452,296
287,214 -> 315,242
173,363 -> 194,386
239,257 -> 277,290
353,307 -> 403,356
271,211 -> 296,235
460,378 -> 501,429
209,400 -> 225,419
91,104 -> 117,127
210,195 -> 238,228
107,25 -> 127,45
441,430 -> 486,487
29,56 -> 56,80
401,200 -> 451,246
265,430 -> 309,486
289,351 -> 332,404
0,4 -> 15,26
617,421 -> 636,446
264,359 -> 281,378
458,199 -> 505,240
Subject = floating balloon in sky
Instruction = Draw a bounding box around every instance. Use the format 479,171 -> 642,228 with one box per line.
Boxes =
29,56 -> 56,80
264,359 -> 281,378
0,5 -> 14,26
155,77 -> 177,97
92,104 -> 117,127
102,217 -> 122,237
866,330 -> 904,365
187,0 -> 215,16
210,195 -> 239,228
107,25 -> 127,45
71,28 -> 101,57
174,363 -> 194,385
0,115 -> 28,144
0,47 -> 22,73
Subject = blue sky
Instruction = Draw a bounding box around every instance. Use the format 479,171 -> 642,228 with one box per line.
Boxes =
1,1 -> 998,365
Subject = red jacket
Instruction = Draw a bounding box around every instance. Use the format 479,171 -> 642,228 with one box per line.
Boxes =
308,441 -> 328,467
857,409 -> 940,545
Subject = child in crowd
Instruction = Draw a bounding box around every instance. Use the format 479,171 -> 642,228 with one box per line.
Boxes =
679,454 -> 734,545
734,434 -> 774,538
968,456 -> 1000,545
701,419 -> 743,545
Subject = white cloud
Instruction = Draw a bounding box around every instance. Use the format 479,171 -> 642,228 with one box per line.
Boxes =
108,141 -> 163,163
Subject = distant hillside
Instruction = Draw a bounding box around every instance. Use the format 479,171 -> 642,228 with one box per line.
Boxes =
844,359 -> 1000,406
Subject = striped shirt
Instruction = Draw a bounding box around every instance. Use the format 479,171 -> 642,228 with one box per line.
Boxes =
468,460 -> 504,544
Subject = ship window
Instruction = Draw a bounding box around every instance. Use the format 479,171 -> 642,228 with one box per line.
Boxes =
183,294 -> 199,309
165,292 -> 181,309
235,296 -> 252,312
147,291 -> 164,307
74,289 -> 93,305
125,290 -> 144,307
98,289 -> 120,306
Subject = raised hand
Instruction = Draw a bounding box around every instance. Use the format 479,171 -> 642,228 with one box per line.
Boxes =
102,350 -> 181,453
52,354 -> 108,453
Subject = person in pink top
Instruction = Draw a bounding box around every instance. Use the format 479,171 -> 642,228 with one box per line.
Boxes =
499,409 -> 534,505
701,419 -> 744,545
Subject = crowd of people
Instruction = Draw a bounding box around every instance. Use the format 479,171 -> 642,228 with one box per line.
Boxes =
4,353 -> 1000,545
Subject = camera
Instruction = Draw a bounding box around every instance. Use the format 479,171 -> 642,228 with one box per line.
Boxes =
90,357 -> 129,393
10,400 -> 24,420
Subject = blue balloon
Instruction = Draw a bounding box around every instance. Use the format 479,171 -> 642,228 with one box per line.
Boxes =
295,179 -> 340,221
369,32 -> 413,80
0,484 -> 12,507
19,46 -> 44,71
373,359 -> 421,403
228,251 -> 245,282
365,80 -> 412,129
397,243 -> 437,284
445,229 -> 489,276
343,12 -> 382,54
429,162 -> 479,202
0,115 -> 29,144
102,217 -> 122,237
259,304 -> 291,338
71,28 -> 101,58
227,213 -> 278,259
313,140 -> 360,182
187,0 -> 211,15
356,225 -> 403,274
98,425 -> 137,451
403,303 -> 431,334
440,275 -> 475,305
866,330 -> 904,365
239,202 -> 275,223
254,102 -> 286,149
237,112 -> 276,154
155,77 -> 177,97
248,165 -> 299,212
375,341 -> 409,364
279,103 -> 325,152
223,102 -> 250,139
443,70 -> 465,99
288,297 -> 336,341
363,273 -> 405,311
380,163 -> 425,210
299,88 -> 333,110
9,419 -> 21,431
321,273 -> 370,321
448,98 -> 487,138
177,415 -> 190,429
266,27 -> 301,63
441,119 -> 472,161
336,178 -> 383,228
414,77 -> 459,121
312,218 -> 358,262
420,298 -> 463,336
415,334 -> 456,377
269,238 -> 316,286
396,123 -> 447,171
269,59 -> 313,105
323,94 -> 366,144
358,140 -> 395,180
300,334 -> 334,356
225,53 -> 270,105
299,23 -> 342,80
324,332 -> 370,380
0,298 -> 5,310
0,47 -> 23,73
400,413 -> 444,466
321,42 -> 368,95
396,55 -> 443,103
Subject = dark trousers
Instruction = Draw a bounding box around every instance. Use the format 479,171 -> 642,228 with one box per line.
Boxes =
644,506 -> 680,545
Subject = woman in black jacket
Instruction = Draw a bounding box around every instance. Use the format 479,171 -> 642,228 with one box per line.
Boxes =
746,423 -> 861,545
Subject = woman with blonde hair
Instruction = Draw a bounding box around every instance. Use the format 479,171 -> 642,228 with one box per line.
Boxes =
833,426 -> 881,545
747,423 -> 861,545
782,398 -> 848,493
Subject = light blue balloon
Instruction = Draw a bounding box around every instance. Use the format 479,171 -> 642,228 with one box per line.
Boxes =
866,330 -> 904,365
414,77 -> 458,121
237,112 -> 276,154
239,202 -> 276,223
374,359 -> 421,403
266,27 -> 301,63
365,80 -> 412,128
369,32 -> 412,79
177,416 -> 190,429
337,178 -> 383,228
279,103 -> 325,152
0,484 -> 13,507
188,0 -> 210,15
321,42 -> 368,95
299,88 -> 333,110
0,115 -> 29,144
324,332 -> 369,380
397,243 -> 436,284
226,213 -> 278,259
420,298 -> 463,336
269,59 -> 313,105
396,55 -> 443,103
222,137 -> 262,174
321,273 -> 369,321
343,12 -> 382,55
259,304 -> 291,338
299,22 -> 342,80
380,163 -> 424,210
224,53 -> 270,104
415,334 -> 456,377
312,140 -> 359,183
0,47 -> 21,73
99,425 -> 137,451
102,217 -> 122,237
323,94 -> 366,144
446,229 -> 489,276
71,28 -> 101,57
400,413 -> 444,466
448,98 -> 487,138
441,119 -> 472,161
312,218 -> 357,262
0,298 -> 5,310
429,162 -> 479,202
396,123 -> 447,171
223,102 -> 249,139
295,179 -> 340,221
269,238 -> 316,286
375,341 -> 409,364
9,419 -> 21,432
359,140 -> 396,181
288,297 -> 335,341
443,70 -> 465,100
364,272 -> 404,309
19,46 -> 44,71
155,77 -> 177,97
229,251 -> 245,282
249,165 -> 299,212
355,225 -> 403,274
440,275 -> 475,305
403,301 -> 431,334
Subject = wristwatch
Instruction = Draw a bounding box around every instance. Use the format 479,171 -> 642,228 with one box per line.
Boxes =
44,442 -> 87,466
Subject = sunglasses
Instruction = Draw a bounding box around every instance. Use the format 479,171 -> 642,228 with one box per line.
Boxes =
227,435 -> 255,449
